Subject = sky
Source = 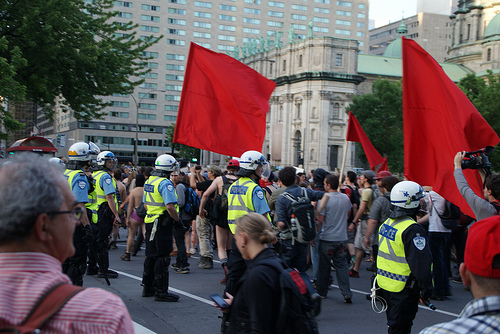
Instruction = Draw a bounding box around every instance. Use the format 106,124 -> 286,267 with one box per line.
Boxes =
369,0 -> 417,28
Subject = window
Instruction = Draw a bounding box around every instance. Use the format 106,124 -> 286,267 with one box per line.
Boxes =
219,24 -> 236,31
167,53 -> 185,61
299,54 -> 302,67
357,13 -> 365,18
111,101 -> 129,108
142,51 -> 159,58
139,103 -> 157,110
194,21 -> 212,28
293,24 -> 306,30
335,29 -> 350,35
359,41 -> 364,46
291,4 -> 307,10
138,113 -> 157,120
139,82 -> 158,89
219,15 -> 236,21
140,72 -> 158,78
165,95 -> 181,101
165,84 -> 182,91
109,111 -> 129,118
219,34 -> 236,41
218,44 -> 233,51
165,106 -> 179,112
109,124 -> 129,131
167,8 -> 185,15
168,18 -> 186,25
356,31 -> 364,37
141,25 -> 160,32
357,22 -> 365,28
282,59 -> 286,71
167,39 -> 186,46
332,103 -> 340,119
116,12 -> 132,18
166,64 -> 185,71
194,1 -> 212,8
169,0 -> 186,3
193,32 -> 211,39
336,19 -> 350,26
114,33 -> 131,38
314,17 -> 329,23
337,1 -> 351,6
336,10 -> 351,16
267,20 -> 283,27
268,11 -> 284,17
244,18 -> 261,24
164,115 -> 178,121
358,3 -> 366,9
335,54 -> 343,66
243,28 -> 260,34
138,93 -> 157,99
244,8 -> 261,14
139,126 -> 156,133
314,7 -> 329,14
313,27 -> 328,33
166,74 -> 184,81
268,1 -> 284,8
114,1 -> 132,7
314,0 -> 330,3
141,4 -> 159,11
194,42 -> 211,48
245,0 -> 261,3
141,14 -> 160,21
291,14 -> 307,20
194,11 -> 212,18
487,48 -> 492,61
220,5 -> 236,11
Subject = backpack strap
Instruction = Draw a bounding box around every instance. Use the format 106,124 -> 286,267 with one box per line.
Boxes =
16,283 -> 84,333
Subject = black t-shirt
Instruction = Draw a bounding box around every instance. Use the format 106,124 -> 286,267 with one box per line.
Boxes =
196,179 -> 214,211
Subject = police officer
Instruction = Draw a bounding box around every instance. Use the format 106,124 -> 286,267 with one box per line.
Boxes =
62,142 -> 99,286
87,150 -> 120,279
225,150 -> 271,296
142,154 -> 181,302
376,181 -> 432,334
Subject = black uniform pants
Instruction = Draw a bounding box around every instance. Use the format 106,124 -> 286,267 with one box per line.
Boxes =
88,205 -> 113,271
380,285 -> 420,334
62,223 -> 88,286
142,217 -> 174,287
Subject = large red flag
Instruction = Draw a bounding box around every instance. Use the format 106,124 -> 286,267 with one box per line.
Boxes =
346,111 -> 385,170
402,37 -> 499,218
173,43 -> 276,158
377,157 -> 389,172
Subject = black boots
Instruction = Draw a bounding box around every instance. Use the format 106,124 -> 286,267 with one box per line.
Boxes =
154,272 -> 179,302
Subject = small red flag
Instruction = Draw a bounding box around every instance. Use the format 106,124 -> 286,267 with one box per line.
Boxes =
402,37 -> 499,218
173,43 -> 276,158
346,111 -> 385,170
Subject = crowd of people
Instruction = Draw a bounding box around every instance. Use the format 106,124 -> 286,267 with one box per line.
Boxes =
0,145 -> 499,333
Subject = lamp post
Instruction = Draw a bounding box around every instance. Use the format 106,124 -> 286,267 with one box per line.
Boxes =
130,89 -> 166,167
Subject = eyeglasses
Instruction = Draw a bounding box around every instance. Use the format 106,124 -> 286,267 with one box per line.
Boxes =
46,206 -> 85,220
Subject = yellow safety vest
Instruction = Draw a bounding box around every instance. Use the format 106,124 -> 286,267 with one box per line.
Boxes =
377,217 -> 415,292
227,177 -> 257,234
93,170 -> 117,211
143,175 -> 168,224
86,176 -> 98,224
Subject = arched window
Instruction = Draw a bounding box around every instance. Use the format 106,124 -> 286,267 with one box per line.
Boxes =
487,48 -> 492,61
310,149 -> 315,161
311,128 -> 317,141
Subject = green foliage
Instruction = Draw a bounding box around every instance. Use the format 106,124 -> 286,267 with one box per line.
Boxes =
347,79 -> 404,173
0,0 -> 160,137
165,124 -> 201,161
458,71 -> 500,170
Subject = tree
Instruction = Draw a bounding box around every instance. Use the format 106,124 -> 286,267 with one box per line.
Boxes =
458,71 -> 500,170
165,124 -> 200,161
0,0 -> 159,137
347,79 -> 404,173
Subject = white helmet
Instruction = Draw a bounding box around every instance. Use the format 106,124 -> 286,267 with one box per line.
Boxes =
155,154 -> 178,171
239,150 -> 267,171
88,142 -> 100,159
96,150 -> 117,166
49,157 -> 65,167
68,142 -> 93,161
390,181 -> 425,209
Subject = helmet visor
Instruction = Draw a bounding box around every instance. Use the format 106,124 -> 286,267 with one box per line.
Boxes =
260,162 -> 271,179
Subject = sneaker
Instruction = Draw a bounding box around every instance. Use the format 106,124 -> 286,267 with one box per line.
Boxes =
171,263 -> 180,270
98,269 -> 119,279
349,269 -> 359,278
198,256 -> 213,269
311,293 -> 322,316
190,247 -> 197,255
366,264 -> 376,272
173,266 -> 190,274
344,296 -> 352,304
349,255 -> 356,270
120,252 -> 131,261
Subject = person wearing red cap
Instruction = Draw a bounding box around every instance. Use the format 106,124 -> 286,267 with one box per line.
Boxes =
419,215 -> 500,334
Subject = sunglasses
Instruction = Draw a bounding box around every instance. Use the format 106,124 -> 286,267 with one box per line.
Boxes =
47,206 -> 85,220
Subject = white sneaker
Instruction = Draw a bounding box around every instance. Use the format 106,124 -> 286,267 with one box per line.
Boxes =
190,248 -> 196,255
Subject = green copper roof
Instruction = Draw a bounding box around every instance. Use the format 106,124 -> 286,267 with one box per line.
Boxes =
383,37 -> 403,58
357,54 -> 475,82
485,12 -> 500,38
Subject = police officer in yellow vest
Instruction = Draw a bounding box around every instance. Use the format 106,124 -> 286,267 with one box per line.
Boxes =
376,181 -> 432,334
142,154 -> 182,302
225,150 -> 271,297
61,142 -> 99,286
86,150 -> 120,280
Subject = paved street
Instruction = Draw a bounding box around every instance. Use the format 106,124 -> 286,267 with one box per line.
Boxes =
83,237 -> 472,334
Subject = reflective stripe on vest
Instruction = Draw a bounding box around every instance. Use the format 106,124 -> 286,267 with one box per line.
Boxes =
376,217 -> 415,292
144,176 -> 167,224
93,170 -> 117,209
227,177 -> 257,234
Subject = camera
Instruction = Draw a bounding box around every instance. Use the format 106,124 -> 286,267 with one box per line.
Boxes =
195,165 -> 202,170
461,146 -> 494,170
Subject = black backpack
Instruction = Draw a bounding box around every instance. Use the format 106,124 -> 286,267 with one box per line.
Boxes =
282,188 -> 316,244
213,176 -> 237,218
260,259 -> 319,334
179,181 -> 200,219
433,199 -> 461,230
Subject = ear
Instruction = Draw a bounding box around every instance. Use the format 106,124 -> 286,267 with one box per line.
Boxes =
459,262 -> 471,287
33,213 -> 53,242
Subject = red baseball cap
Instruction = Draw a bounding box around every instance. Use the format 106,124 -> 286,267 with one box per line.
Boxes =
374,171 -> 392,180
464,215 -> 500,278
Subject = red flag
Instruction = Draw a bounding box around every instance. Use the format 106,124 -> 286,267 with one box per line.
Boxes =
346,111 -> 385,170
377,157 -> 388,172
173,43 -> 276,158
402,37 -> 499,218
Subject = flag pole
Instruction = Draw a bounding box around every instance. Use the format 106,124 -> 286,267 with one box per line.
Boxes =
338,139 -> 349,191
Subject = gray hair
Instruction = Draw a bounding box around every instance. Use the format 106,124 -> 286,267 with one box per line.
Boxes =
0,153 -> 66,244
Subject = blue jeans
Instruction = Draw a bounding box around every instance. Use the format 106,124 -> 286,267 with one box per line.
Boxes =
310,233 -> 320,281
317,240 -> 352,298
280,239 -> 308,273
429,232 -> 451,296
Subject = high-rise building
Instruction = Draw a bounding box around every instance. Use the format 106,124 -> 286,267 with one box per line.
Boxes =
36,0 -> 370,165
417,0 -> 458,15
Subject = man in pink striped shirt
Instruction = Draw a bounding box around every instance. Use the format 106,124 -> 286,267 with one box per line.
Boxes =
0,154 -> 134,333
